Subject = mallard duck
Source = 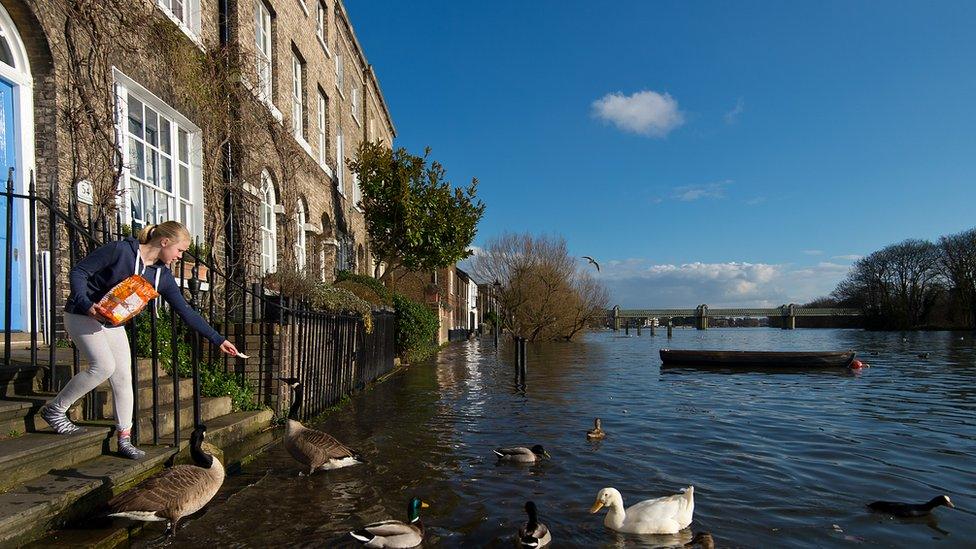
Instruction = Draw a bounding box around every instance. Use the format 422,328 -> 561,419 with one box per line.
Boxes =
868,495 -> 954,517
517,501 -> 552,547
107,425 -> 224,538
349,496 -> 429,548
279,377 -> 363,475
684,532 -> 714,548
590,486 -> 695,534
493,444 -> 550,463
586,418 -> 606,440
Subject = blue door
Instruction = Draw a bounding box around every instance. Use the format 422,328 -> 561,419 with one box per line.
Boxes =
0,78 -> 23,331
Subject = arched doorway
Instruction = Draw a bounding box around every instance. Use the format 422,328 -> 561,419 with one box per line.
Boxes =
0,3 -> 35,332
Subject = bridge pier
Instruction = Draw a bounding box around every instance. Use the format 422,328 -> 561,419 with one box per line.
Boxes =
612,306 -> 620,331
780,304 -> 796,330
667,320 -> 673,338
695,304 -> 709,330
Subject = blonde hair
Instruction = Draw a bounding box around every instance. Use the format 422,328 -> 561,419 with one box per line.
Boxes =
138,221 -> 191,245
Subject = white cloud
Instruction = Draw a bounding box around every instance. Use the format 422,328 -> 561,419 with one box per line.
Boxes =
672,180 -> 730,201
802,249 -> 823,256
724,98 -> 745,124
832,254 -> 863,261
598,259 -> 852,308
744,196 -> 766,205
591,90 -> 684,137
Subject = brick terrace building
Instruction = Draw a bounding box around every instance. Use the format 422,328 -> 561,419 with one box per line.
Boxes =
0,0 -> 394,336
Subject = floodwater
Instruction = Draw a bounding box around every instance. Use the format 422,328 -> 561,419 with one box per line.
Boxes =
132,328 -> 976,548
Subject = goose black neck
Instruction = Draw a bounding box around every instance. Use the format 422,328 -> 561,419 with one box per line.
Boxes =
190,436 -> 214,469
525,505 -> 538,531
288,385 -> 304,420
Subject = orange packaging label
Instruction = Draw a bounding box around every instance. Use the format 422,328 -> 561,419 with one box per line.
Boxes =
94,275 -> 160,326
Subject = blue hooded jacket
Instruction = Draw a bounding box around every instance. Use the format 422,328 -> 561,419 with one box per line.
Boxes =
64,237 -> 225,346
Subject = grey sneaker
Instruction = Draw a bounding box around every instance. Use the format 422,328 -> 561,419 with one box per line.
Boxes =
39,404 -> 86,435
117,431 -> 146,460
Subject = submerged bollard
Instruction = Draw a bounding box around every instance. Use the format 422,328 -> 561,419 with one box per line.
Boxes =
650,325 -> 656,336
637,324 -> 642,336
625,324 -> 630,336
667,323 -> 673,338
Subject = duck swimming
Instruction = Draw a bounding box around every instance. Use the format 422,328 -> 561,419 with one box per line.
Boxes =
517,501 -> 551,547
868,495 -> 954,517
494,444 -> 550,463
349,497 -> 429,548
590,486 -> 695,534
586,418 -> 606,440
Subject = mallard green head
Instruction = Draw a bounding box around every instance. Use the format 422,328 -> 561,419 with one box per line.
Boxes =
530,445 -> 551,459
407,497 -> 430,523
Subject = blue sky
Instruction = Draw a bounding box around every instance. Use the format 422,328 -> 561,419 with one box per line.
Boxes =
346,1 -> 976,307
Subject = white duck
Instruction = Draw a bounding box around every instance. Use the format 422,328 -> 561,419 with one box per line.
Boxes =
590,486 -> 694,534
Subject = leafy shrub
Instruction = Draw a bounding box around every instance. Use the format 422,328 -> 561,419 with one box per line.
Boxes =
484,310 -> 499,327
335,271 -> 392,301
392,293 -> 439,363
335,280 -> 391,308
309,284 -> 374,333
134,311 -> 261,412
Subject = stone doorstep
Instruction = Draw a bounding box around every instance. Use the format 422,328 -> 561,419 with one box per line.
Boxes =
16,409 -> 275,548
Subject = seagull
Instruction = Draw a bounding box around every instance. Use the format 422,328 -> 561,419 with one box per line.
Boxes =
582,256 -> 600,271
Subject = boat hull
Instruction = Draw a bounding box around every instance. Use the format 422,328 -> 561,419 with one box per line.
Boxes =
659,349 -> 856,369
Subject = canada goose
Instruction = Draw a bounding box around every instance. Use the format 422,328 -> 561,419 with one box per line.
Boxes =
107,425 -> 223,538
685,532 -> 715,548
349,496 -> 429,548
590,486 -> 695,534
493,444 -> 550,463
586,418 -> 606,440
279,377 -> 363,475
518,501 -> 552,547
868,495 -> 954,517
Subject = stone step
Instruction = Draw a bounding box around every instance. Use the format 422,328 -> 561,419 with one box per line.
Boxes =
0,399 -> 33,437
0,427 -> 114,493
93,376 -> 194,420
135,395 -> 233,443
0,446 -> 175,548
16,409 -> 275,548
0,364 -> 42,397
0,332 -> 34,350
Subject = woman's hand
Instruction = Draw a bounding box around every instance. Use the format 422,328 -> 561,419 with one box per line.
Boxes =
219,340 -> 240,357
88,304 -> 109,323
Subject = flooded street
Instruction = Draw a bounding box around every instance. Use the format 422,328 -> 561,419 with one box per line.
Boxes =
133,329 -> 976,548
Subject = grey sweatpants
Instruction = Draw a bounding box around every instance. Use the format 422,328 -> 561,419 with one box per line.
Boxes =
49,312 -> 134,430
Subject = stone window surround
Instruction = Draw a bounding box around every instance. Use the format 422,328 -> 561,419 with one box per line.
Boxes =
113,68 -> 203,242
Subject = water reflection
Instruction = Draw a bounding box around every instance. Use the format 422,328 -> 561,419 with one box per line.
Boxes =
131,329 -> 975,548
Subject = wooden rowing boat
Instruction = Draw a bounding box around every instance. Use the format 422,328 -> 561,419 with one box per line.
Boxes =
659,349 -> 856,369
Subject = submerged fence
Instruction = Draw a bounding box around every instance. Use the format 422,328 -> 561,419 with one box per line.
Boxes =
1,170 -> 395,443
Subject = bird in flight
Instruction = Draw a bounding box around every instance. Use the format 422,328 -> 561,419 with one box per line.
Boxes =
582,256 -> 600,271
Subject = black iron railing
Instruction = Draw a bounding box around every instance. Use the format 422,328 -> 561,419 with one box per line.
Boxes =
1,170 -> 395,444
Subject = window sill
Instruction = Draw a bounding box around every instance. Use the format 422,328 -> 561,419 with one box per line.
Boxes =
352,115 -> 362,128
318,36 -> 331,58
296,0 -> 309,16
295,135 -> 314,157
242,79 -> 283,122
157,8 -> 204,51
319,160 -> 334,178
335,84 -> 346,100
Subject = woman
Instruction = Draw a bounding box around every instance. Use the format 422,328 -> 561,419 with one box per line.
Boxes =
39,221 -> 239,459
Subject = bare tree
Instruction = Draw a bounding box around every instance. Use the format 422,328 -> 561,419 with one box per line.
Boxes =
473,233 -> 608,341
939,228 -> 976,329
